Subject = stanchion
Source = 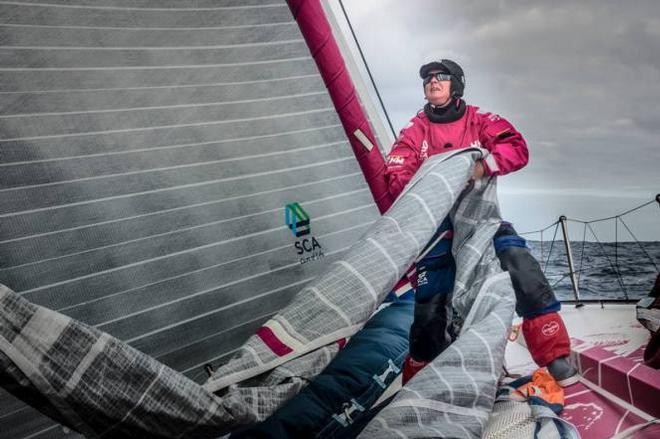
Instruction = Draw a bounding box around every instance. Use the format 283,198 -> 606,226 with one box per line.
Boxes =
559,216 -> 583,307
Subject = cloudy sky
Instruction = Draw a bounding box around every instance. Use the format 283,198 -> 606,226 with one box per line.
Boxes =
332,0 -> 659,241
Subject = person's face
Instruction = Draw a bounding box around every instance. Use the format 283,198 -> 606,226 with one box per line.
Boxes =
423,71 -> 452,107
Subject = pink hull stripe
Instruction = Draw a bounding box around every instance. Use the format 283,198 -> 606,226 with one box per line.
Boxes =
256,326 -> 293,357
569,337 -> 660,424
560,382 -> 650,439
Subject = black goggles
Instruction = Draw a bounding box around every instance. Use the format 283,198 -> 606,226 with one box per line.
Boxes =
423,72 -> 452,85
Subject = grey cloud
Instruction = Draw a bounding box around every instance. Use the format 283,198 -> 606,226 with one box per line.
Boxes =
342,0 -> 659,238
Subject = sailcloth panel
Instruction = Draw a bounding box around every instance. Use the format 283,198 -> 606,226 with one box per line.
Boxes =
0,283 -> 246,438
0,149 -> 494,438
359,170 -> 515,438
0,1 -> 381,437
204,148 -> 480,393
358,279 -> 515,438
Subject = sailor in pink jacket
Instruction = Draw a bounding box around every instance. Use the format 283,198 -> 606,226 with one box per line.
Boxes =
385,65 -> 527,196
387,59 -> 578,387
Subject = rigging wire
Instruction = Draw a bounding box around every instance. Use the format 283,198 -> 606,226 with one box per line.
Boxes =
337,0 -> 397,140
587,223 -> 629,300
521,194 -> 659,300
563,194 -> 659,271
618,216 -> 659,271
566,198 -> 657,224
518,220 -> 559,236
547,263 -> 656,290
542,222 -> 560,275
615,216 -> 619,283
540,229 -> 544,264
576,222 -> 587,285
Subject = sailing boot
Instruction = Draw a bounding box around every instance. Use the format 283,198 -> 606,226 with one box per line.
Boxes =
547,356 -> 580,387
402,356 -> 428,384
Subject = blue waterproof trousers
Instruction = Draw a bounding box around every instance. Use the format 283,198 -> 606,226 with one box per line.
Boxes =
409,219 -> 561,362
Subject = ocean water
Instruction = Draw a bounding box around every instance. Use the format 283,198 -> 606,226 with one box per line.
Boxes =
527,240 -> 660,301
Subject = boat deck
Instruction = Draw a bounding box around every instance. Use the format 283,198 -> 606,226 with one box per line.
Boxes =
505,303 -> 660,438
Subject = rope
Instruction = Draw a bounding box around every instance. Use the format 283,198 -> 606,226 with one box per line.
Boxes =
337,0 -> 397,140
576,223 -> 587,285
615,218 -> 619,282
542,222 -> 560,275
518,220 -> 559,236
565,197 -> 657,224
566,198 -> 657,224
618,216 -> 659,271
548,273 -> 570,290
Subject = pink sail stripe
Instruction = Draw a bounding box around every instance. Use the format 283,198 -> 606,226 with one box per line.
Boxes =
256,326 -> 294,357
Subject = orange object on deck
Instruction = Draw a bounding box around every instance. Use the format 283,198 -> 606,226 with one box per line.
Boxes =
513,368 -> 565,407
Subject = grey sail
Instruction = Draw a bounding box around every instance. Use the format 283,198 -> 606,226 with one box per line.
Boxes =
0,144 -> 513,438
0,1 -> 380,437
0,1 -> 522,438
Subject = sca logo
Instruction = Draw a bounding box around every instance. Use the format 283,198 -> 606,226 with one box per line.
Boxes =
285,202 -> 324,264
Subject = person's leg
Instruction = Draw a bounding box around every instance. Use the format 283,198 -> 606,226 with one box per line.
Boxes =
403,218 -> 455,383
494,222 -> 578,386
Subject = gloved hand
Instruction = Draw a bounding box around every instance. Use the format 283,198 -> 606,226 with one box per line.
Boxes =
471,159 -> 485,181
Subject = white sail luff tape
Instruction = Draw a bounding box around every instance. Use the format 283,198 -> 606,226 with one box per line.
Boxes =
353,128 -> 374,151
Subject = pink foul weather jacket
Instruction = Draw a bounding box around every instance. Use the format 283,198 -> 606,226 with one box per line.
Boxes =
384,104 -> 528,198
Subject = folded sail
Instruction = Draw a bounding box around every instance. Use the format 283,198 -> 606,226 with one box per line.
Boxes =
1,150 -> 514,438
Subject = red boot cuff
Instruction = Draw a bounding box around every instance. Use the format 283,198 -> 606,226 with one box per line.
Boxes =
402,355 -> 428,385
522,312 -> 571,367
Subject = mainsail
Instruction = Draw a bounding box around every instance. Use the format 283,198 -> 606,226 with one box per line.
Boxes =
0,1 -> 380,436
0,1 -> 515,437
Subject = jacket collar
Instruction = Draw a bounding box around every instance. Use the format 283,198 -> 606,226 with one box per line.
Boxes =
424,99 -> 466,123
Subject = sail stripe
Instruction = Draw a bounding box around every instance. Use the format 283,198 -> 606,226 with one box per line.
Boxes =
0,90 -> 323,119
256,325 -> 293,356
0,1 -> 287,12
0,74 -> 319,95
0,56 -> 312,72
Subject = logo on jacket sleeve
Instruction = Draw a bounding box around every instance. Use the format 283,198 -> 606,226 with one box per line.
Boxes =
416,270 -> 428,287
386,155 -> 405,166
420,140 -> 429,160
